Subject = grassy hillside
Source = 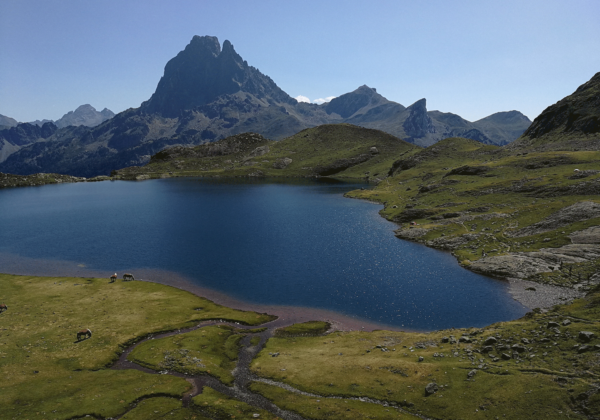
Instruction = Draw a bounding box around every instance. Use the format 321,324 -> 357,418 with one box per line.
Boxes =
114,124 -> 420,182
509,71 -> 600,152
349,137 -> 600,286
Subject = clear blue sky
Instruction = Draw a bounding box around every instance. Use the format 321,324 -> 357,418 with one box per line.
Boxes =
1,0 -> 599,123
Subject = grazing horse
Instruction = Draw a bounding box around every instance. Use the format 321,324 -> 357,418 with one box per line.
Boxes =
0,303 -> 7,313
123,273 -> 135,281
110,273 -> 117,283
77,328 -> 92,340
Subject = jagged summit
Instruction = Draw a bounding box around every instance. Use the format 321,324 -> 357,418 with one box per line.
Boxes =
141,35 -> 294,117
403,98 -> 435,139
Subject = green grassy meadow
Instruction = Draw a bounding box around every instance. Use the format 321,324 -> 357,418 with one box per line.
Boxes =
0,273 -> 273,419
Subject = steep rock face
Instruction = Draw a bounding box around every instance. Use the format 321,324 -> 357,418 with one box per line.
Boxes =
141,36 -> 294,117
403,99 -> 436,139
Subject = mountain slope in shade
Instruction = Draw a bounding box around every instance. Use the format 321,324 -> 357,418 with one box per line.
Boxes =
0,36 -> 530,177
510,72 -> 600,151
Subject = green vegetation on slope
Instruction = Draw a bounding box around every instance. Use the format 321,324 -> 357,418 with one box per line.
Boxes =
511,71 -> 600,152
347,137 -> 600,286
251,290 -> 600,419
114,124 -> 420,182
129,325 -> 245,385
191,387 -> 278,419
274,321 -> 331,337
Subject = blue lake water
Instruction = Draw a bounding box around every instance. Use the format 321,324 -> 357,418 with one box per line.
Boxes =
0,178 -> 527,330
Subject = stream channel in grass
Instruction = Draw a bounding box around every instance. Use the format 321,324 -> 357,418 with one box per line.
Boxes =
0,177 -> 527,330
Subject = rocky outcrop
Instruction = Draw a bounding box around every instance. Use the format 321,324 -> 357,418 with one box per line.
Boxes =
508,201 -> 600,237
393,208 -> 439,223
426,234 -> 480,251
150,133 -> 270,163
313,154 -> 372,176
272,158 -> 292,169
402,99 -> 435,139
470,226 -> 600,280
0,172 -> 87,188
443,165 -> 489,177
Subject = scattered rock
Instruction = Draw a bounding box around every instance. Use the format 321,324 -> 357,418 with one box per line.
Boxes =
467,369 -> 477,378
425,383 -> 438,395
273,157 -> 293,169
483,336 -> 498,345
511,344 -> 527,353
579,331 -> 595,342
443,165 -> 489,177
577,345 -> 591,353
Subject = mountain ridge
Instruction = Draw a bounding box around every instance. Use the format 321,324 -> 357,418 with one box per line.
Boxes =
0,35 -> 530,177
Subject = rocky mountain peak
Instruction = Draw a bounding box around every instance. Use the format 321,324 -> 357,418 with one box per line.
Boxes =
54,104 -> 114,128
403,98 -> 435,138
141,35 -> 292,117
187,35 -> 221,57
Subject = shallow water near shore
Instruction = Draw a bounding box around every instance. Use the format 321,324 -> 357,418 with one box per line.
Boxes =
0,177 -> 527,330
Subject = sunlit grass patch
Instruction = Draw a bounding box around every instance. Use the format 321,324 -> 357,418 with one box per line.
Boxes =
128,325 -> 244,385
192,386 -> 278,419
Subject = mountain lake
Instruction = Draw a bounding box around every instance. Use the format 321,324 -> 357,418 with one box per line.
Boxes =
0,177 -> 527,330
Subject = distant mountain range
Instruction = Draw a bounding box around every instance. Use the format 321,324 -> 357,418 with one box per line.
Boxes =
0,105 -> 114,163
0,104 -> 114,129
0,35 -> 531,177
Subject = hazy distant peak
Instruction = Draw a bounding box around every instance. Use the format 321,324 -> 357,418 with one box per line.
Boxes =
55,104 -> 114,128
476,110 -> 531,125
0,113 -> 18,127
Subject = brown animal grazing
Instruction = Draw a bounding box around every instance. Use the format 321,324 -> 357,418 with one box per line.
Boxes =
77,329 -> 92,340
122,273 -> 135,281
0,303 -> 7,313
110,273 -> 117,283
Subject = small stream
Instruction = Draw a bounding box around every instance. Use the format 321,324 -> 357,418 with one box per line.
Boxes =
109,318 -> 436,420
